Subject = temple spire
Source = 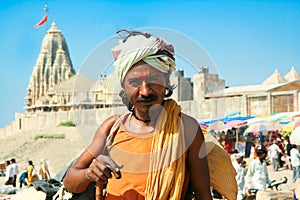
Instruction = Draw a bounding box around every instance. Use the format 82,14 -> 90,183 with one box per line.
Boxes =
25,22 -> 76,113
262,69 -> 287,85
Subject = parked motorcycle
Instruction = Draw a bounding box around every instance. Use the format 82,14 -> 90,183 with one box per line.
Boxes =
246,177 -> 288,200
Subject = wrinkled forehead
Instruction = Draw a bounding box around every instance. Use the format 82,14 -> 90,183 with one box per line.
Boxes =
125,61 -> 168,78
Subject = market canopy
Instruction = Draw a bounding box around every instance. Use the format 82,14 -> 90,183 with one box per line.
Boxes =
222,120 -> 247,131
290,126 -> 300,145
281,121 -> 300,133
244,123 -> 274,133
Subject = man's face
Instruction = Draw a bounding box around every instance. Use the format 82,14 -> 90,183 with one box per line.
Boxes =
123,61 -> 168,113
259,153 -> 266,161
236,157 -> 243,164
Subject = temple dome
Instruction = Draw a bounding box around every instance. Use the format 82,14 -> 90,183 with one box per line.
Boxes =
285,66 -> 300,82
262,69 -> 287,85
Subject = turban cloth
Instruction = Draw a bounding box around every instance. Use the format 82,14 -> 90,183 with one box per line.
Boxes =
112,33 -> 176,84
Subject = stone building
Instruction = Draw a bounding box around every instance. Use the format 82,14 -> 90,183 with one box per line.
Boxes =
206,67 -> 300,118
25,22 -> 76,113
92,71 -> 123,108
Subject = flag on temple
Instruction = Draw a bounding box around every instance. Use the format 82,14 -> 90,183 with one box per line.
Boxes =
34,14 -> 48,28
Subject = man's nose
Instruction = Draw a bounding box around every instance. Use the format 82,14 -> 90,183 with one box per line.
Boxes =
139,82 -> 151,96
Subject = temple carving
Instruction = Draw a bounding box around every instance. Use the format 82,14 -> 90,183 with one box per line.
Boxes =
25,22 -> 76,113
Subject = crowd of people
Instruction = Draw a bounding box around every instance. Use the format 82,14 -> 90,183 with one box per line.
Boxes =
3,158 -> 51,188
226,129 -> 300,200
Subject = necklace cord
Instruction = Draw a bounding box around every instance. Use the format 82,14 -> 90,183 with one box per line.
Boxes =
132,110 -> 151,123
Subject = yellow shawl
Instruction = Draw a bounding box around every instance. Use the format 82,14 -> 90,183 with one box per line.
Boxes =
145,99 -> 185,199
144,99 -> 238,200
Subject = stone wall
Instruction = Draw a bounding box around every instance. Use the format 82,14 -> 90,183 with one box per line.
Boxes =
0,106 -> 129,139
0,96 -> 249,139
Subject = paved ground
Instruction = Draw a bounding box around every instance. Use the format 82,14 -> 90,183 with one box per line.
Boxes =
267,164 -> 296,191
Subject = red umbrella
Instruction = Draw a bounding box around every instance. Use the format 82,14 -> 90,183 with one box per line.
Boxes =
222,120 -> 247,130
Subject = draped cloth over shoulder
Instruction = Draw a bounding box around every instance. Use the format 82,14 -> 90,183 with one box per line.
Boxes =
144,99 -> 186,199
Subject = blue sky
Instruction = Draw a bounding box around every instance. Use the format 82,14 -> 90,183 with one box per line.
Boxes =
0,0 -> 299,128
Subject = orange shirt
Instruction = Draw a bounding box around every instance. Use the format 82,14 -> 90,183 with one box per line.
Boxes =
105,124 -> 153,200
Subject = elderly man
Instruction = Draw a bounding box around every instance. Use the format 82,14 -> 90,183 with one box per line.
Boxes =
63,30 -> 236,200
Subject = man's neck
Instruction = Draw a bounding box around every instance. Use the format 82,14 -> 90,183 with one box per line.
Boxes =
132,110 -> 151,123
132,103 -> 163,124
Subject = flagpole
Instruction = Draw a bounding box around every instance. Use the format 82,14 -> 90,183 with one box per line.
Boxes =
44,3 -> 49,31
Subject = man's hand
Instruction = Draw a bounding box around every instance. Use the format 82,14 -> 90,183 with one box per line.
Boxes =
85,155 -> 123,185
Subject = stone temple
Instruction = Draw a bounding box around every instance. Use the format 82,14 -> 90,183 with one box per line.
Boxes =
25,22 -> 76,113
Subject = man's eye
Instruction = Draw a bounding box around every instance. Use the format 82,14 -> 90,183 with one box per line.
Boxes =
129,79 -> 141,86
149,76 -> 163,84
150,77 -> 159,81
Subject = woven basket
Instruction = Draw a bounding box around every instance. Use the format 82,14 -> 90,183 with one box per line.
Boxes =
203,128 -> 238,200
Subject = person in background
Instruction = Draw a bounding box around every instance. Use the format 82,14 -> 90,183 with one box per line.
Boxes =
224,129 -> 235,154
290,145 -> 300,183
232,152 -> 246,200
268,140 -> 283,171
39,159 -> 51,180
285,138 -> 293,170
269,130 -> 280,144
286,138 -> 293,157
258,131 -> 265,145
250,143 -> 257,162
245,148 -> 271,193
277,138 -> 285,168
246,132 -> 256,158
19,169 -> 28,188
10,158 -> 19,187
4,160 -> 13,185
27,160 -> 35,186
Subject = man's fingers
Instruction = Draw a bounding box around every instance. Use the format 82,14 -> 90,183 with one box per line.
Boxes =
105,159 -> 123,179
116,162 -> 124,169
97,155 -> 123,179
91,159 -> 113,179
106,164 -> 122,179
85,167 -> 100,182
94,156 -> 123,180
